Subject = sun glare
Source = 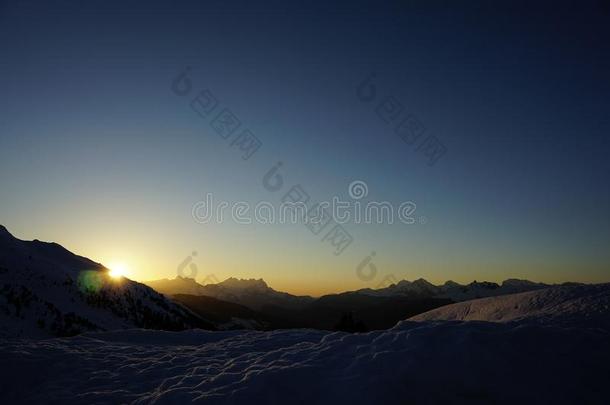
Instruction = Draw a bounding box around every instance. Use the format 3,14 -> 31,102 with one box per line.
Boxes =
108,262 -> 129,279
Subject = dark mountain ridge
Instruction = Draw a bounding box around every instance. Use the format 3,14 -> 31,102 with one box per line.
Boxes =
0,225 -> 214,338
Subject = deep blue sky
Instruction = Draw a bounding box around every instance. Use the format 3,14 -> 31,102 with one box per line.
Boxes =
1,0 -> 609,294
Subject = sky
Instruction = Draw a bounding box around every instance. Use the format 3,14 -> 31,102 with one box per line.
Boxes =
1,0 -> 609,296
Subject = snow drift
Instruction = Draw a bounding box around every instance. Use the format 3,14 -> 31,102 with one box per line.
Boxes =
1,283 -> 609,404
1,318 -> 608,404
410,283 -> 610,328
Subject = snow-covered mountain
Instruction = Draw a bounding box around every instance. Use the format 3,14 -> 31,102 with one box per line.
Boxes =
357,277 -> 551,301
0,225 -> 213,338
148,275 -> 551,314
145,276 -> 556,331
1,283 -> 609,404
146,276 -> 314,311
410,283 -> 610,328
145,276 -> 209,296
199,277 -> 315,310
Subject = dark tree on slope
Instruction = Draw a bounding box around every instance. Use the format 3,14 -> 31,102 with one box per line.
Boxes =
334,312 -> 368,333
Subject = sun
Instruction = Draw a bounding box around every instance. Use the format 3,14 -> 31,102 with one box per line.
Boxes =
107,262 -> 129,279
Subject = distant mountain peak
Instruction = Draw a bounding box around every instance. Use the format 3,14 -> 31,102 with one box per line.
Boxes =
443,280 -> 462,287
413,278 -> 435,287
502,278 -> 541,287
145,276 -> 313,312
219,277 -> 269,290
176,276 -> 200,282
357,277 -> 550,302
467,280 -> 499,288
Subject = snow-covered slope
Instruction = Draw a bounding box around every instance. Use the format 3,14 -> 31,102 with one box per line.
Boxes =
1,315 -> 609,404
410,283 -> 610,328
0,225 -> 213,338
1,236 -> 608,404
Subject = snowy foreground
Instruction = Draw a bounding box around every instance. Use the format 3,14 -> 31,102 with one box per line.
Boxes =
2,308 -> 610,404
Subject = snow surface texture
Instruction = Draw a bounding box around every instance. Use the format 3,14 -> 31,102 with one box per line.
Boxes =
1,284 -> 609,404
410,283 -> 610,328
